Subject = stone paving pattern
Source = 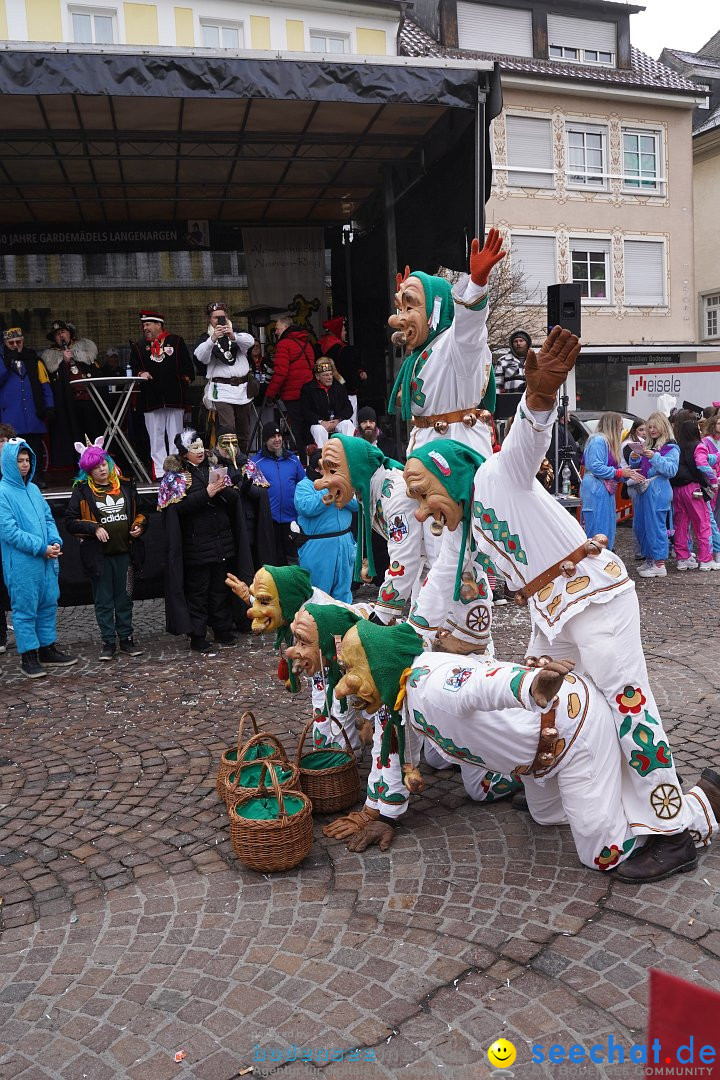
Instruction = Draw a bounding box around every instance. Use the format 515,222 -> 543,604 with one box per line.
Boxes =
1,529 -> 719,1079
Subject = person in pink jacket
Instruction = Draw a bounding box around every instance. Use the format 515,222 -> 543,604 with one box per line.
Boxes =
671,419 -> 717,571
700,411 -> 720,565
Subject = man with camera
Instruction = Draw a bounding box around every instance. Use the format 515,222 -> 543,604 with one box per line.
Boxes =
194,301 -> 256,453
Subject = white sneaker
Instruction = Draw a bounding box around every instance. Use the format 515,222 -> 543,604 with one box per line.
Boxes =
676,558 -> 697,571
714,552 -> 720,566
638,564 -> 667,578
698,562 -> 714,572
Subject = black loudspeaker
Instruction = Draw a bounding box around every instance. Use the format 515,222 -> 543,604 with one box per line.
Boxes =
547,283 -> 582,337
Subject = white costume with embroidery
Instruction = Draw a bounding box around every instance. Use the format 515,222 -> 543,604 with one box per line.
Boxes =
396,654 -> 716,872
419,394 -> 697,837
367,463 -> 431,622
404,276 -> 493,459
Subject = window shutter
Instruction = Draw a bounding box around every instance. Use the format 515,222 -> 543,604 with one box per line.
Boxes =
456,2 -> 533,57
547,14 -> 616,54
624,241 -> 665,306
511,234 -> 556,303
506,116 -> 553,188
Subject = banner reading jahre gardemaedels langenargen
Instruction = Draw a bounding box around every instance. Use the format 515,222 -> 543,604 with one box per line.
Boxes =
0,221 -> 244,254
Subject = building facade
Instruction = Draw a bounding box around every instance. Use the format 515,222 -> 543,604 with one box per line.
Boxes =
661,34 -> 720,349
402,0 -> 713,411
0,0 -> 401,54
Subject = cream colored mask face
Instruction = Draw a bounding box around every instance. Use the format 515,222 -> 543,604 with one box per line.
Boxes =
286,609 -> 323,677
313,438 -> 355,508
247,568 -> 284,633
404,458 -> 463,535
387,276 -> 430,352
334,626 -> 383,714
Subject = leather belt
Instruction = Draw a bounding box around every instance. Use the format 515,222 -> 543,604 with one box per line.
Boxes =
514,534 -> 608,606
528,706 -> 562,776
411,407 -> 488,433
212,375 -> 249,386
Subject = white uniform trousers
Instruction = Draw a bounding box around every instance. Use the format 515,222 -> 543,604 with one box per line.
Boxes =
146,407 -> 184,478
311,420 -> 355,447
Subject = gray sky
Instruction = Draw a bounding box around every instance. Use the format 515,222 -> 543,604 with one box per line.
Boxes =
630,0 -> 718,60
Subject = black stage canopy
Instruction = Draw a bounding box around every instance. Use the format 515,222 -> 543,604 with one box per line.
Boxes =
0,47 -> 496,231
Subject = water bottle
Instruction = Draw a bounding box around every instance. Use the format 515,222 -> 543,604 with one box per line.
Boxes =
561,462 -> 571,495
125,361 -> 133,378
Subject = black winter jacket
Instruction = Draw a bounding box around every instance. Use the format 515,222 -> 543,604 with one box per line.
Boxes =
299,378 -> 352,442
173,460 -> 237,566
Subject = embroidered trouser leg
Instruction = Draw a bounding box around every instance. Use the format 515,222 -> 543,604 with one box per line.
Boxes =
527,590 -> 710,839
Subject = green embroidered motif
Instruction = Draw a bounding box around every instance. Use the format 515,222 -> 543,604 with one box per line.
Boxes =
408,603 -> 430,629
509,665 -> 529,704
594,836 -> 636,871
375,500 -> 388,539
379,581 -> 402,608
367,778 -> 407,805
381,476 -> 394,499
628,723 -> 673,776
410,348 -> 431,408
407,666 -> 430,687
472,502 -> 528,565
313,728 -> 341,751
412,709 -> 487,767
481,772 -> 522,801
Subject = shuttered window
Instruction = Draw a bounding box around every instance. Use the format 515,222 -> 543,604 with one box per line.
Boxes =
547,13 -> 616,64
624,241 -> 665,306
506,116 -> 554,188
456,2 -> 533,57
511,234 -> 556,303
570,238 -> 611,301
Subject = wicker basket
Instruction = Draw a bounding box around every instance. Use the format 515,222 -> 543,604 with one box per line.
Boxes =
295,716 -> 361,815
229,761 -> 314,873
224,732 -> 300,811
216,711 -> 278,800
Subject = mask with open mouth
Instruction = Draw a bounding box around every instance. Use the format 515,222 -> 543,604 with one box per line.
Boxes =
313,438 -> 355,508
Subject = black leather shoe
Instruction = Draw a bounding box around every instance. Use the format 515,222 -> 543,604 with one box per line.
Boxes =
190,637 -> 216,655
697,769 -> 720,822
119,638 -> 143,656
511,790 -> 530,812
614,830 -> 698,884
38,644 -> 78,667
21,650 -> 48,679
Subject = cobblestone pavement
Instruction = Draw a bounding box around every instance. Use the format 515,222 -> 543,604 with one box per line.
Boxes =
1,528 -> 719,1080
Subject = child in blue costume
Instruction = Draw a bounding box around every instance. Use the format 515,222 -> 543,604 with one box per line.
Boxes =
580,412 -> 644,549
0,439 -> 77,678
629,411 -> 679,578
294,451 -> 357,603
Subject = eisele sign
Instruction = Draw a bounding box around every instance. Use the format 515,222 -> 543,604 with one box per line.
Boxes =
627,364 -> 720,413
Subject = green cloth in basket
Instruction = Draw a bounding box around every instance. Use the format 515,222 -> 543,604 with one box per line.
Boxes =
235,795 -> 306,820
242,742 -> 276,762
229,762 -> 293,788
300,750 -> 353,771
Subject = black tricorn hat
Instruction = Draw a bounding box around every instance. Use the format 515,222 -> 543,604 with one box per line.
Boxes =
47,319 -> 76,342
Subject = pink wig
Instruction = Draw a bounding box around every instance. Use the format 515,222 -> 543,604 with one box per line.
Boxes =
78,445 -> 109,472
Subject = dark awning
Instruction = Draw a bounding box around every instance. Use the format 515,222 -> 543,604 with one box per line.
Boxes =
0,47 -> 494,228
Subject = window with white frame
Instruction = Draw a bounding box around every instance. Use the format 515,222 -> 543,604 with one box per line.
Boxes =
547,14 -> 616,66
566,123 -> 607,188
704,294 -> 720,338
624,240 -> 666,306
70,7 -> 115,44
505,116 -> 554,189
570,238 -> 611,301
622,128 -> 662,193
200,20 -> 244,49
510,234 -> 556,303
309,31 -> 350,53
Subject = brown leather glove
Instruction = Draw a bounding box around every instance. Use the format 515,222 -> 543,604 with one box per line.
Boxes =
403,764 -> 425,794
531,659 -> 576,708
322,807 -> 380,840
525,326 -> 581,412
346,820 -> 396,852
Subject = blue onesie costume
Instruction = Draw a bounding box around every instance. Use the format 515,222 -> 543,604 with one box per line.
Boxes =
294,477 -> 357,603
0,439 -> 62,654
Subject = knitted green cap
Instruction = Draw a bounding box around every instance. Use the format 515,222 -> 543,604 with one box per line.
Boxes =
355,620 -> 424,767
389,272 -> 454,421
328,434 -> 402,581
304,603 -> 360,716
407,440 -> 486,602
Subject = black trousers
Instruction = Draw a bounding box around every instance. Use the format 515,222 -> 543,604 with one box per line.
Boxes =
272,522 -> 298,566
183,560 -> 233,640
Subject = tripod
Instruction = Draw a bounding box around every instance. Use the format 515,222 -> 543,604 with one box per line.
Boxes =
553,385 -> 582,499
247,385 -> 299,456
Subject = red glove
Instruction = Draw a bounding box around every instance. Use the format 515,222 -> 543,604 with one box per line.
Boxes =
470,228 -> 507,287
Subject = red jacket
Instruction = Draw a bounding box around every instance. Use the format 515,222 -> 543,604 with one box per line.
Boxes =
266,328 -> 315,402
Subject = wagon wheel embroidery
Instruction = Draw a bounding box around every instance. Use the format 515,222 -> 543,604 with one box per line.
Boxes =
650,783 -> 682,820
466,604 -> 491,633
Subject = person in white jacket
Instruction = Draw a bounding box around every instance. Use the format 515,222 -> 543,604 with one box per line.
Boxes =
194,301 -> 255,452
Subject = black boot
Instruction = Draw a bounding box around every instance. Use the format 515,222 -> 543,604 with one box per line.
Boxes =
614,830 -> 697,884
38,644 -> 78,667
190,636 -> 215,655
21,650 -> 48,679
